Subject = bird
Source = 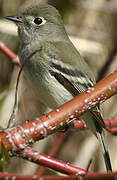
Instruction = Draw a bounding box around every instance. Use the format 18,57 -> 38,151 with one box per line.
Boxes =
6,3 -> 112,171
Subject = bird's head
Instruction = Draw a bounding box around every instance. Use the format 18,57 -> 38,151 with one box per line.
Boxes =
6,4 -> 67,43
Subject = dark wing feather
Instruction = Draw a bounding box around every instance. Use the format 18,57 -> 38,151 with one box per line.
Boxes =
45,41 -> 105,128
50,68 -> 105,129
50,71 -> 79,96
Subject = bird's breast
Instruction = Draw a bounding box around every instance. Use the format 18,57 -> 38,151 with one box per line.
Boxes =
22,57 -> 73,109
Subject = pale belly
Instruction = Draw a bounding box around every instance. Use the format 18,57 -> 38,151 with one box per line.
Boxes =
25,68 -> 73,109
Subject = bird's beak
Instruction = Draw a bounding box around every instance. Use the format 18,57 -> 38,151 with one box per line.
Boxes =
5,16 -> 22,23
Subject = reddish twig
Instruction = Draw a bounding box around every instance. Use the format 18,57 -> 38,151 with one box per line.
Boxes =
83,171 -> 117,180
0,70 -> 117,152
0,41 -> 20,65
0,170 -> 117,180
0,172 -> 38,180
15,147 -> 88,175
106,128 -> 117,135
36,132 -> 67,176
69,119 -> 117,131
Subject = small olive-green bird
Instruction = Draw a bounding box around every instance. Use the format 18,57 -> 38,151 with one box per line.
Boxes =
6,4 -> 112,171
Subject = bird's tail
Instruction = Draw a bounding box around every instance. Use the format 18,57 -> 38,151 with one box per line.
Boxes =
97,132 -> 112,172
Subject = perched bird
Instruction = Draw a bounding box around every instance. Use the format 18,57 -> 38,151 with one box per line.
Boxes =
6,4 -> 112,171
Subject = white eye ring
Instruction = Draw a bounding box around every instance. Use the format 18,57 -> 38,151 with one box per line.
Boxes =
33,17 -> 46,26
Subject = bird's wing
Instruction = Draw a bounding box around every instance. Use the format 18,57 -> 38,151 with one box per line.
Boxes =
44,41 -> 105,129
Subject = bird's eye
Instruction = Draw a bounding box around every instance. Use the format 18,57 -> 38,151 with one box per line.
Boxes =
34,18 -> 42,25
33,17 -> 46,26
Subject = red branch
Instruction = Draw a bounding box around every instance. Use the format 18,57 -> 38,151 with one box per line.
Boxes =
70,119 -> 117,133
17,147 -> 89,175
0,41 -> 20,65
0,70 -> 117,152
36,132 -> 68,176
0,170 -> 117,179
